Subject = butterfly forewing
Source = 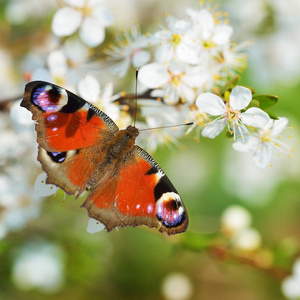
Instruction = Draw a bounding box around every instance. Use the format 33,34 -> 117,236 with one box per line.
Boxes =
22,81 -> 118,152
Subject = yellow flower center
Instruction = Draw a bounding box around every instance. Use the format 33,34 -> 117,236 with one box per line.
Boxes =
225,103 -> 240,124
203,39 -> 216,49
171,34 -> 181,47
170,73 -> 183,86
77,1 -> 93,17
260,130 -> 271,143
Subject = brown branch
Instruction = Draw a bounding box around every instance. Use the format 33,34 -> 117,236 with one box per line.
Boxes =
113,89 -> 158,104
208,244 -> 291,281
0,95 -> 23,111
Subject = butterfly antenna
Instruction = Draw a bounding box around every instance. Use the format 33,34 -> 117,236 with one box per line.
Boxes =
139,122 -> 193,132
133,69 -> 138,127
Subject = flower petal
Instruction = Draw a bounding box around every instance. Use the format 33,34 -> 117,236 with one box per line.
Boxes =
282,276 -> 300,299
90,2 -> 113,27
78,74 -> 100,103
252,143 -> 273,168
241,107 -> 270,128
138,63 -> 169,89
271,117 -> 288,137
110,58 -> 131,78
52,7 -> 81,37
164,84 -> 179,105
47,50 -> 67,77
230,86 -> 252,111
155,44 -> 174,63
183,67 -> 207,88
212,24 -> 233,45
65,0 -> 85,7
79,19 -> 105,47
102,82 -> 113,103
232,135 -> 258,153
176,43 -> 201,64
202,118 -> 226,138
179,84 -> 195,104
196,93 -> 225,116
132,50 -> 151,68
87,218 -> 105,234
34,173 -> 58,197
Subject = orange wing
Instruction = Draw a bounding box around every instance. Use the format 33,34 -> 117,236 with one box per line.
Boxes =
21,81 -> 118,195
82,146 -> 188,235
21,81 -> 118,152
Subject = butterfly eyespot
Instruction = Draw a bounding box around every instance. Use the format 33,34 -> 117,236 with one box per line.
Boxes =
32,85 -> 68,112
156,192 -> 185,228
47,151 -> 67,163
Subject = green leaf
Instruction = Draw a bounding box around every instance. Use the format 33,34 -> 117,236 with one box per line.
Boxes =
219,76 -> 240,95
180,232 -> 219,252
252,95 -> 278,110
247,99 -> 260,108
266,111 -> 279,120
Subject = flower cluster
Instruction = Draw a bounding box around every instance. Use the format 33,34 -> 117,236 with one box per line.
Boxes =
221,205 -> 262,252
136,8 -> 245,105
20,2 -> 291,169
282,259 -> 300,299
52,0 -> 113,47
12,242 -> 64,293
0,102 -> 43,239
196,86 -> 293,168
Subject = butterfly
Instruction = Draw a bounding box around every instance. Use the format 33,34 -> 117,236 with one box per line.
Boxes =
21,81 -> 188,235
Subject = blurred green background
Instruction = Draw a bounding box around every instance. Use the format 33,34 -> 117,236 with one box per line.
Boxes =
1,0 -> 300,299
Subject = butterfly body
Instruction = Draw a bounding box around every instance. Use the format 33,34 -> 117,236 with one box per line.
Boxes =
22,81 -> 188,235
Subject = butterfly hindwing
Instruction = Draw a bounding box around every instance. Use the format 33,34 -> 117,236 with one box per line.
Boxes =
82,146 -> 188,235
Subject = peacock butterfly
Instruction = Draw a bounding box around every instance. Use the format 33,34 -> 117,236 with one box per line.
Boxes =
21,81 -> 188,235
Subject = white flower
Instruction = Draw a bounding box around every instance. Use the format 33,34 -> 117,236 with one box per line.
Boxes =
139,61 -> 207,105
47,50 -> 68,80
232,228 -> 262,252
78,74 -> 121,122
221,205 -> 252,236
30,49 -> 80,90
104,24 -> 151,77
153,15 -> 200,64
12,242 -> 64,293
221,205 -> 261,252
162,273 -> 193,300
0,111 -> 44,238
185,107 -> 209,138
282,259 -> 300,299
196,86 -> 270,140
52,0 -> 113,47
233,117 -> 293,168
137,101 -> 189,152
185,8 -> 233,66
